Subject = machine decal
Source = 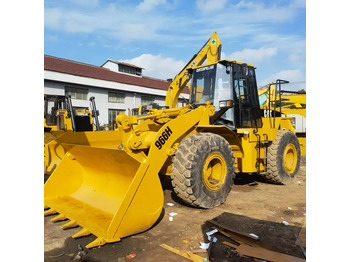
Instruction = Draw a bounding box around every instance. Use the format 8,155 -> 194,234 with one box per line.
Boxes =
155,126 -> 173,150
196,65 -> 214,72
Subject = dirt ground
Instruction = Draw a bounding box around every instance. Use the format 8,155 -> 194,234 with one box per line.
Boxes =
44,156 -> 306,262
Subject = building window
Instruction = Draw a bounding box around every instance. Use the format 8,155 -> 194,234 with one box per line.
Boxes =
108,92 -> 125,103
65,87 -> 88,100
141,96 -> 155,105
108,109 -> 125,130
118,64 -> 141,75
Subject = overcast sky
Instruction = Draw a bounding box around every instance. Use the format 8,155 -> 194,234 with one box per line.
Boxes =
44,0 -> 306,90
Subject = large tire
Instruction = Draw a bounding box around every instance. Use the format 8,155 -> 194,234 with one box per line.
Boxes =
263,130 -> 301,185
171,133 -> 235,208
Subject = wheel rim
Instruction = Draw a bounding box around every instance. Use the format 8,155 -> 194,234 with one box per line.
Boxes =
202,152 -> 227,191
283,143 -> 297,174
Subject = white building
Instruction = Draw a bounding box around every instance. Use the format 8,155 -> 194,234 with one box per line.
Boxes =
44,55 -> 189,129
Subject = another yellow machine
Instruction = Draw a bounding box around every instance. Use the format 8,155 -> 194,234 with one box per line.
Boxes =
45,32 -> 305,249
258,82 -> 306,118
258,82 -> 306,155
44,94 -> 100,134
44,95 -> 67,144
44,95 -> 101,174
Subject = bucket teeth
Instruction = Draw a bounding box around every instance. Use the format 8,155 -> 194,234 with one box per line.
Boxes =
50,214 -> 67,222
44,208 -> 57,216
86,237 -> 107,249
61,220 -> 78,230
72,228 -> 91,239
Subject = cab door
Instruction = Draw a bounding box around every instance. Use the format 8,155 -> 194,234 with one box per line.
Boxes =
233,63 -> 262,128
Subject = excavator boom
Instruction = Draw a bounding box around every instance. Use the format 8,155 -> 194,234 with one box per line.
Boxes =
165,32 -> 222,108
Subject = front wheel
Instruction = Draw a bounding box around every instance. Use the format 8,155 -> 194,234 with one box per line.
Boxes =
170,133 -> 235,208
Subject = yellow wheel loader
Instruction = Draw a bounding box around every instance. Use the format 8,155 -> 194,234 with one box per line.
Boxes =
44,32 -> 305,249
44,95 -> 101,174
44,95 -> 67,144
44,94 -> 100,133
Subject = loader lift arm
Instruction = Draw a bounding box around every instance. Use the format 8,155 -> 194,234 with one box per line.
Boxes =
165,32 -> 222,108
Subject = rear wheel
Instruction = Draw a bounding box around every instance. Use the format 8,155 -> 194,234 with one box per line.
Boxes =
171,133 -> 234,208
263,130 -> 301,185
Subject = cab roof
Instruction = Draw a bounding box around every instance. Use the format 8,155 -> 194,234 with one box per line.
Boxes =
192,59 -> 255,69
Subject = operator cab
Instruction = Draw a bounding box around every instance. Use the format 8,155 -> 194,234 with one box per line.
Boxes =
189,60 -> 262,129
44,95 -> 66,128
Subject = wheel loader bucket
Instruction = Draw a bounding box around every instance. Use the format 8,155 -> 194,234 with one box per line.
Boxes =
44,144 -> 164,248
44,130 -> 123,174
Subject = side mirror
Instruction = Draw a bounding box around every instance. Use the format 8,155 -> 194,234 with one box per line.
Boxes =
219,100 -> 234,109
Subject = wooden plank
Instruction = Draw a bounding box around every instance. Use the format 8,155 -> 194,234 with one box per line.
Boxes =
222,241 -> 239,248
223,241 -> 305,262
159,244 -> 191,260
208,220 -> 281,252
159,244 -> 207,262
216,227 -> 281,252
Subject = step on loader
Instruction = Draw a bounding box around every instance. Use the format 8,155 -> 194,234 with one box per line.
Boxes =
44,32 -> 306,248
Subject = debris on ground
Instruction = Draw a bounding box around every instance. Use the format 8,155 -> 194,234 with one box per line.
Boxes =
199,242 -> 210,249
205,228 -> 218,242
249,233 -> 260,240
282,220 -> 289,226
206,216 -> 306,261
168,211 -> 178,221
48,253 -> 74,258
125,253 -> 136,259
48,253 -> 64,258
72,244 -> 88,261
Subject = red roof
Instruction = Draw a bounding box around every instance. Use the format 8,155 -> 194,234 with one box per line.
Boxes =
44,55 -> 190,94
